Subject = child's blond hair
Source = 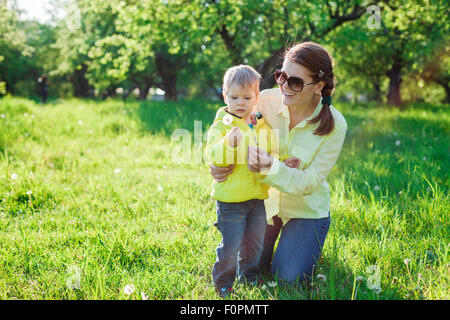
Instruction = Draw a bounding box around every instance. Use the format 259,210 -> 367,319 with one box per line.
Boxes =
222,65 -> 261,96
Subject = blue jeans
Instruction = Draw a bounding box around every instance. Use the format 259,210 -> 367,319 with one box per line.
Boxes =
259,213 -> 330,285
212,199 -> 267,289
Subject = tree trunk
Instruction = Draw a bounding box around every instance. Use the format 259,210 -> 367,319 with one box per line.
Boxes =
444,84 -> 450,103
371,78 -> 382,102
387,63 -> 402,106
138,82 -> 152,100
258,47 -> 284,90
155,52 -> 179,101
72,64 -> 91,98
436,77 -> 450,103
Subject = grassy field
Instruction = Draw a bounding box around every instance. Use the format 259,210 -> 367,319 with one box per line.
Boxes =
0,96 -> 448,300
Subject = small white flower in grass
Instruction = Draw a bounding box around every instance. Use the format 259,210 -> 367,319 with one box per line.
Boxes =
123,284 -> 135,295
422,156 -> 427,161
157,185 -> 163,192
31,114 -> 35,119
24,113 -> 28,117
356,276 -> 364,282
403,258 -> 410,265
317,274 -> 326,281
0,114 -> 5,118
374,185 -> 380,191
395,140 -> 401,146
267,281 -> 277,287
11,173 -> 18,180
261,284 -> 267,290
78,120 -> 83,125
222,114 -> 233,126
141,292 -> 149,300
398,191 -> 402,195
114,168 -> 121,174
26,190 -> 32,195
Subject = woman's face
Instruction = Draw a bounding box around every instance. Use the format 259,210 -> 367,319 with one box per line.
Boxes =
279,59 -> 322,108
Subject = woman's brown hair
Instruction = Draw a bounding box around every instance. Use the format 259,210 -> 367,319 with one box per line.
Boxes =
285,42 -> 335,136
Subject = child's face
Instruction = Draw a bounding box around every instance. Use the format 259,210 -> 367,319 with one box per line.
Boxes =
224,83 -> 259,119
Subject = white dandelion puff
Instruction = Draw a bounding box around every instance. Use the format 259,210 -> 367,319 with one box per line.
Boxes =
26,190 -> 32,195
157,185 -> 163,192
317,274 -> 326,281
222,114 -> 233,126
141,292 -> 149,300
395,140 -> 401,146
0,114 -> 5,118
114,168 -> 121,174
78,120 -> 83,125
123,284 -> 135,295
267,281 -> 277,287
403,258 -> 410,265
374,185 -> 380,191
11,173 -> 18,180
356,276 -> 364,282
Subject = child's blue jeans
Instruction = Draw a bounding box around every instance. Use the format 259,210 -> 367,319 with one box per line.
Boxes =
212,199 -> 267,289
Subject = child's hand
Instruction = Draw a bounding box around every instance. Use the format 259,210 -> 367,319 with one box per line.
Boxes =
227,127 -> 242,147
283,157 -> 301,169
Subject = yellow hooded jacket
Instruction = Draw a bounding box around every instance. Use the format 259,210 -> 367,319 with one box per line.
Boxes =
205,107 -> 278,202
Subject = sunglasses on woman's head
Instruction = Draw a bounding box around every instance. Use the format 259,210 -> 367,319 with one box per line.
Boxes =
274,69 -> 319,92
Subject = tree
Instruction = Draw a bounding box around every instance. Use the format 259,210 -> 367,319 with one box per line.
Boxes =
0,0 -> 32,95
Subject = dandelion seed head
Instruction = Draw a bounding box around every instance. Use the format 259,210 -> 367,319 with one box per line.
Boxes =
158,185 -> 163,192
356,276 -> 364,282
223,114 -> 233,126
403,258 -> 410,265
317,274 -> 326,281
395,140 -> 401,146
26,190 -> 32,195
267,281 -> 277,287
374,185 -> 380,191
114,168 -> 121,174
123,284 -> 135,295
141,292 -> 149,300
11,173 -> 18,180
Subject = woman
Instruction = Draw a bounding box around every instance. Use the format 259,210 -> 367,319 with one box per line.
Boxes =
210,42 -> 347,285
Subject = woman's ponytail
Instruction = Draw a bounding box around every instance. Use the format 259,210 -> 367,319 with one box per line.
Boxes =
309,71 -> 335,135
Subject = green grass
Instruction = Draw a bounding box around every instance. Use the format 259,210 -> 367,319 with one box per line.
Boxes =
0,96 -> 448,300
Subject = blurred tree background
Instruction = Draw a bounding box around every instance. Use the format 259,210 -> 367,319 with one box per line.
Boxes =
0,0 -> 448,105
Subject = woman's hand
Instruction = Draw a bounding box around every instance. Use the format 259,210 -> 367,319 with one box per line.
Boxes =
247,145 -> 273,173
210,164 -> 235,182
283,157 -> 301,169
